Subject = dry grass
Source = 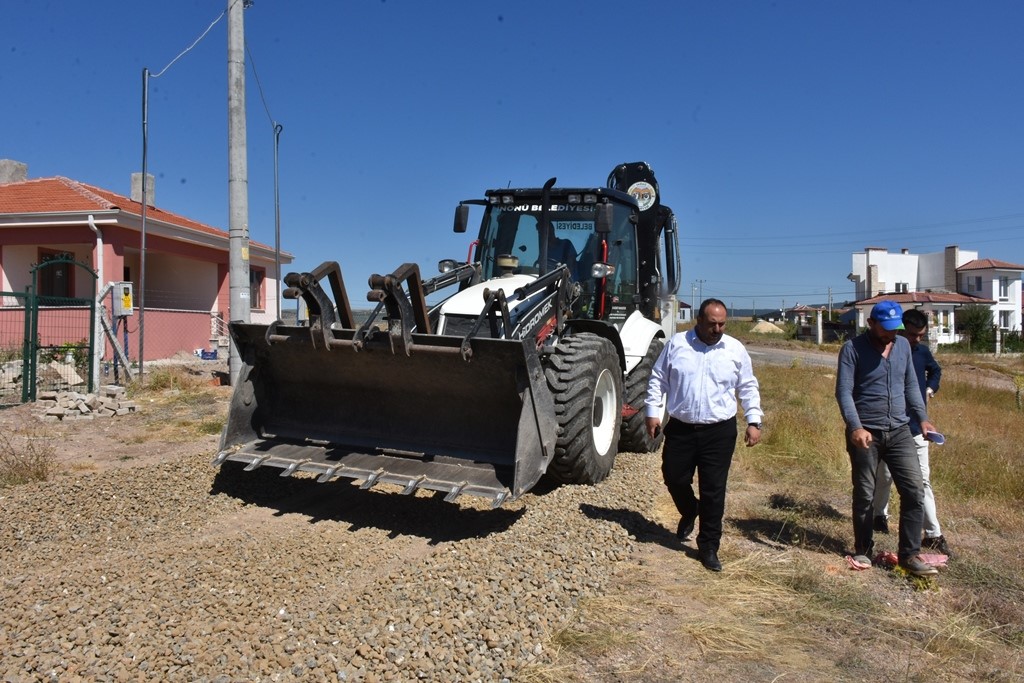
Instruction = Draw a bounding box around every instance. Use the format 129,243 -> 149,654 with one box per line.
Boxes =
130,365 -> 218,396
0,424 -> 55,487
532,357 -> 1024,681
551,596 -> 644,654
121,366 -> 228,442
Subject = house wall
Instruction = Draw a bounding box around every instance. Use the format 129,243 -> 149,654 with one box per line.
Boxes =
918,252 -> 946,291
2,219 -> 288,351
851,253 -> 866,298
2,243 -> 96,298
853,247 -> 982,297
143,252 -> 218,310
105,309 -> 215,360
867,251 -> 918,294
981,272 -> 1022,331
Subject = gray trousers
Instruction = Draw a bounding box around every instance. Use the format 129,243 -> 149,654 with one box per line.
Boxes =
846,425 -> 924,562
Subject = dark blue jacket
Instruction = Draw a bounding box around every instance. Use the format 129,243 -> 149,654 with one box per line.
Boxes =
908,342 -> 941,435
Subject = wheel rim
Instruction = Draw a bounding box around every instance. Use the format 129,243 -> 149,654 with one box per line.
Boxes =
592,367 -> 617,456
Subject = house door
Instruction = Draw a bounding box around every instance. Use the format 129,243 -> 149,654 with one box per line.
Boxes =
26,254 -> 98,401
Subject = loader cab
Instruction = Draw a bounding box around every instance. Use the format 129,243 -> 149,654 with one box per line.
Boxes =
471,189 -> 640,324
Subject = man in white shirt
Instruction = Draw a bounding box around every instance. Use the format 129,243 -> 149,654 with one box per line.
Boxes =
644,299 -> 764,572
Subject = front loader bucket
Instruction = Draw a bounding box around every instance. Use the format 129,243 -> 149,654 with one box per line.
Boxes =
215,322 -> 557,507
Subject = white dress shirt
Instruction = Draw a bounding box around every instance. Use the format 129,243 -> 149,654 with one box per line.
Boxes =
645,329 -> 763,425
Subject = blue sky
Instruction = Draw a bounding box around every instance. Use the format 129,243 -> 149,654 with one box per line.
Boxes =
4,0 -> 1023,313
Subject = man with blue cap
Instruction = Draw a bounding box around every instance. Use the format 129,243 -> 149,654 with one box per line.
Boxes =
835,300 -> 941,577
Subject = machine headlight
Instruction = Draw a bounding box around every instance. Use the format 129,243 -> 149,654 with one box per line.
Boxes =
438,259 -> 459,273
591,262 -> 616,278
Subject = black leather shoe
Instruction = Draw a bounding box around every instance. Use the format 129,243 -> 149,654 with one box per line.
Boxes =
676,513 -> 697,541
698,548 -> 722,572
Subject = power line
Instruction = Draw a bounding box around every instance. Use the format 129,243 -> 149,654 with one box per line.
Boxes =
245,41 -> 277,127
151,4 -> 232,79
680,229 -> 1024,254
681,212 -> 1024,244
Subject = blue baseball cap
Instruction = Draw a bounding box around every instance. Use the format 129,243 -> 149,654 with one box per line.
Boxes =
870,300 -> 905,331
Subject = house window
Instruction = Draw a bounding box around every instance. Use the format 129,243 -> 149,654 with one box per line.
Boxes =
999,310 -> 1011,330
973,276 -> 982,293
250,267 -> 265,311
36,249 -> 74,299
896,282 -> 909,293
998,276 -> 1009,300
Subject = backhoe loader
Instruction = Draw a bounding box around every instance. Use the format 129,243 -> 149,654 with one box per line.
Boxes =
214,161 -> 680,506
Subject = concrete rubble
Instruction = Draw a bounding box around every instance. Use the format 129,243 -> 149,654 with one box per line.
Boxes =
35,385 -> 138,421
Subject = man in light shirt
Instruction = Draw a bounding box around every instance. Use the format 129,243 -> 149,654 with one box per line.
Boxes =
645,298 -> 764,572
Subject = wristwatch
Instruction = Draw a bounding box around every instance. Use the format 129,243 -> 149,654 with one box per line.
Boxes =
748,422 -> 762,430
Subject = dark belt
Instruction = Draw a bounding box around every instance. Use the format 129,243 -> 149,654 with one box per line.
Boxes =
669,417 -> 731,431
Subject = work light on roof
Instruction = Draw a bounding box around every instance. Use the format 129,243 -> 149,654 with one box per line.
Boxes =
501,195 -> 514,204
583,194 -> 597,204
567,193 -> 581,204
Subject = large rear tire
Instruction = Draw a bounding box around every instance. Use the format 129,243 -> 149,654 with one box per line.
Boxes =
543,333 -> 623,485
618,338 -> 666,453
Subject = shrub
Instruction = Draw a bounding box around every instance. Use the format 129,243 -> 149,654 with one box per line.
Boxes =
0,427 -> 55,487
0,346 -> 23,364
39,339 -> 90,372
956,305 -> 994,351
1001,330 -> 1024,353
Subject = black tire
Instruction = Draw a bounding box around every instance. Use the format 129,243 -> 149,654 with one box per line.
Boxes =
618,338 -> 666,453
543,333 -> 623,485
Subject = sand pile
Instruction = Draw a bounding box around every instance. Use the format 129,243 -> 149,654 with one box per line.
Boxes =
751,320 -> 785,334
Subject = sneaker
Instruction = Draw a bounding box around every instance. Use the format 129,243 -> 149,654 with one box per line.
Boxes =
873,515 -> 890,534
922,535 -> 954,558
899,554 -> 939,577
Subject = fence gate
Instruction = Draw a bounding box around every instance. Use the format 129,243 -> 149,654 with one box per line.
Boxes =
24,255 -> 98,402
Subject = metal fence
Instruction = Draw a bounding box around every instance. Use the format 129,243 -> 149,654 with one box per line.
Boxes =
0,291 -> 29,406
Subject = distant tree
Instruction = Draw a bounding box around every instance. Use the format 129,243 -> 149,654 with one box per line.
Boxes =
956,304 -> 994,351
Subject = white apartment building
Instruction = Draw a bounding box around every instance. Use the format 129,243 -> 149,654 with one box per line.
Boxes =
847,245 -> 1023,345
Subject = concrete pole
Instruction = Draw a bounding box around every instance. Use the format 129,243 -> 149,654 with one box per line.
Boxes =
227,0 -> 250,384
926,309 -> 939,354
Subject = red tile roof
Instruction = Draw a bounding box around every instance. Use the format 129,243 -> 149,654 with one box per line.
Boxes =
957,258 -> 1024,271
857,291 -> 994,305
0,176 -> 277,251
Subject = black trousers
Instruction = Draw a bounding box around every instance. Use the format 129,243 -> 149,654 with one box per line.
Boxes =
661,418 -> 738,552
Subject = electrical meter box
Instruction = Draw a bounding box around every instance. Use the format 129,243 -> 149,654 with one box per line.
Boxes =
112,282 -> 134,317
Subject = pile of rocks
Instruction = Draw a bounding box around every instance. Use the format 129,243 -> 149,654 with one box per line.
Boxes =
36,385 -> 138,421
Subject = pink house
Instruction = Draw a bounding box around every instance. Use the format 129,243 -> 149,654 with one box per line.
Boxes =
0,159 -> 292,362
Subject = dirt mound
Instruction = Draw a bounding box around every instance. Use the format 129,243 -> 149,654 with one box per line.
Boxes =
751,320 -> 785,334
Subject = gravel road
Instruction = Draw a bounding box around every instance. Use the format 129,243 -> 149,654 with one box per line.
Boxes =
0,438 -> 663,682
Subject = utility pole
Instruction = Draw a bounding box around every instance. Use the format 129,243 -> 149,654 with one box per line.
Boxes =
828,287 -> 833,320
697,279 -> 706,303
227,0 -> 251,384
690,282 -> 696,314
